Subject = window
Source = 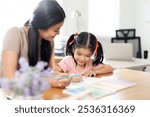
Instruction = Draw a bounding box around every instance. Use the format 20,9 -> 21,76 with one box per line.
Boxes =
88,0 -> 120,37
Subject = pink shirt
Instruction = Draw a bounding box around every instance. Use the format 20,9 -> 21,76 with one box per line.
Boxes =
58,56 -> 94,75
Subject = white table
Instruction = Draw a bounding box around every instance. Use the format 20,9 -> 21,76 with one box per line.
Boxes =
104,58 -> 150,71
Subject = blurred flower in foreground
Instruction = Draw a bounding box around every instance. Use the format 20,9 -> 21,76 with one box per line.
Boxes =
0,57 -> 51,99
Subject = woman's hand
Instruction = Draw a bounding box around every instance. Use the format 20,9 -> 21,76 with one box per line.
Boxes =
55,78 -> 72,88
48,77 -> 71,88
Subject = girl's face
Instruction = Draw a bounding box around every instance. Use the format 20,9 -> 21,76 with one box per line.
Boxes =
74,47 -> 93,66
38,21 -> 64,41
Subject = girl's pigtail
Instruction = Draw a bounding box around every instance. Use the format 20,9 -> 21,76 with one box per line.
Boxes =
93,41 -> 104,65
65,34 -> 75,56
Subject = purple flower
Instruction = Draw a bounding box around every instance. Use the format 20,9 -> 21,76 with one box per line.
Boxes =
0,57 -> 51,98
23,88 -> 30,96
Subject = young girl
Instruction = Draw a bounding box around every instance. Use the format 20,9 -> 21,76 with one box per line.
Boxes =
54,32 -> 113,81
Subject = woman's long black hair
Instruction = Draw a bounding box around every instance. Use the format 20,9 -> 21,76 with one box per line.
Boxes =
25,0 -> 66,66
66,32 -> 104,65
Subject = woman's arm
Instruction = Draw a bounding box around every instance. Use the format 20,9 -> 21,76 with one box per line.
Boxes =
2,27 -> 21,78
2,50 -> 18,78
2,50 -> 72,88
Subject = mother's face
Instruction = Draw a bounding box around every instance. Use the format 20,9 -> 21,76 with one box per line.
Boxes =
38,21 -> 64,41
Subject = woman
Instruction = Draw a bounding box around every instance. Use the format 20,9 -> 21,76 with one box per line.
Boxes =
1,0 -> 71,88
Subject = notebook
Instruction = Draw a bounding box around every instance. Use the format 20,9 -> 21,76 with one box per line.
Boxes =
63,86 -> 115,100
90,78 -> 136,92
103,43 -> 133,61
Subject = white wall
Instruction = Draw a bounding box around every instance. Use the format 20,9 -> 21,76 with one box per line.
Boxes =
61,0 -> 88,36
0,0 -> 41,53
136,0 -> 150,59
62,0 -> 119,45
119,0 -> 136,28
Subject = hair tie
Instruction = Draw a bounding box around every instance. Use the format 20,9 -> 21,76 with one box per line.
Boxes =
74,32 -> 78,38
69,32 -> 78,45
94,40 -> 99,56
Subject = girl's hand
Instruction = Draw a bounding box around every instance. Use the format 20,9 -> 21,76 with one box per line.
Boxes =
84,70 -> 96,77
50,70 -> 69,78
71,77 -> 82,82
70,74 -> 82,82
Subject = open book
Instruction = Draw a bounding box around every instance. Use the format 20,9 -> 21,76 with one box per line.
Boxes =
90,78 -> 136,92
66,76 -> 101,89
63,85 -> 115,100
63,77 -> 136,100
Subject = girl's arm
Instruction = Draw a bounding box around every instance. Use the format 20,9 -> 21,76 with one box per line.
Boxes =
84,64 -> 113,77
53,65 -> 64,72
2,50 -> 18,78
53,56 -> 70,73
93,64 -> 113,75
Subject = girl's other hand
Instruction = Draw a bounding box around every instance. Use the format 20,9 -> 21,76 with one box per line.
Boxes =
71,77 -> 82,82
50,70 -> 69,78
84,70 -> 96,77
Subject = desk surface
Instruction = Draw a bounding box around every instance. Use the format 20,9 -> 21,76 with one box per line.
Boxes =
104,59 -> 150,70
43,69 -> 150,100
